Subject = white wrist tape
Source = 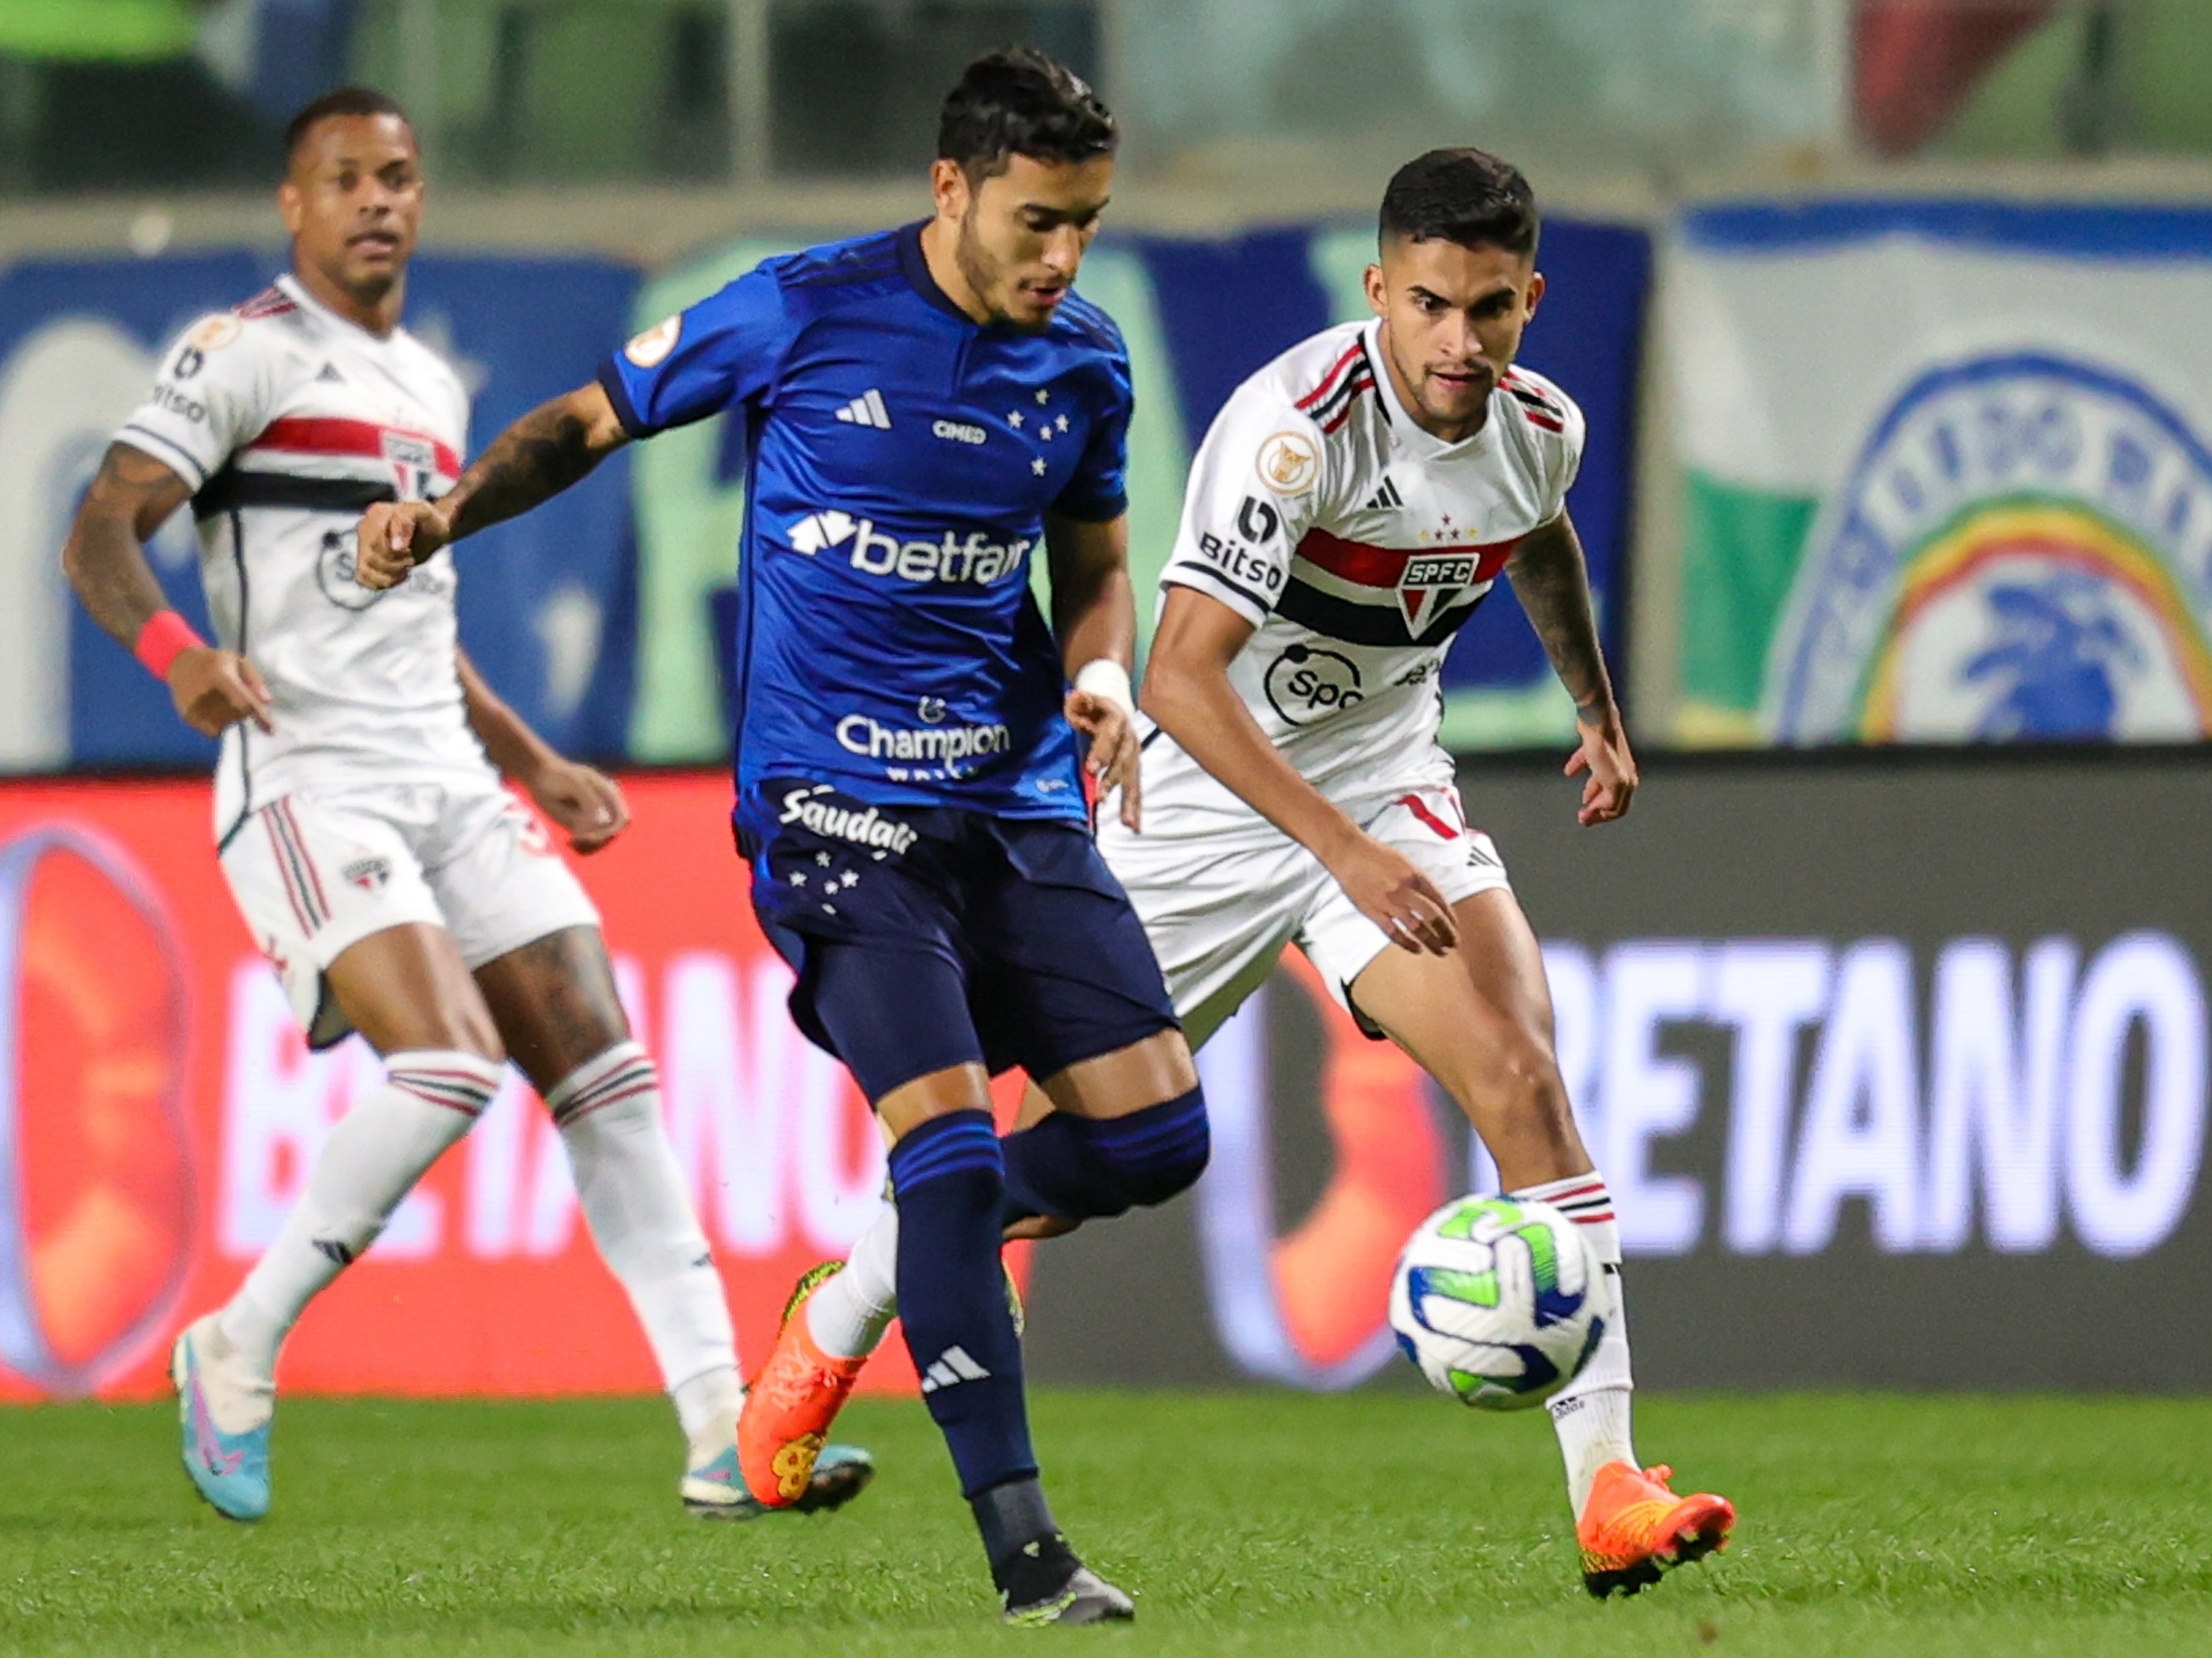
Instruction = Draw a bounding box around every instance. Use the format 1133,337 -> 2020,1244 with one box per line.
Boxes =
1073,658 -> 1135,719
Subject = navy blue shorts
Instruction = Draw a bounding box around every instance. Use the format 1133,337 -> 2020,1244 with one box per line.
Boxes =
745,782 -> 1179,1104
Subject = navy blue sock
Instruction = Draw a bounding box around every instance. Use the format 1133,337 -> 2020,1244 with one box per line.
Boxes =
1002,1112 -> 1131,1222
889,1109 -> 1036,1498
1080,1086 -> 1210,1207
1004,1087 -> 1211,1222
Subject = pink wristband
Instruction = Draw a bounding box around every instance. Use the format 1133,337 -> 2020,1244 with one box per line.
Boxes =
134,610 -> 205,681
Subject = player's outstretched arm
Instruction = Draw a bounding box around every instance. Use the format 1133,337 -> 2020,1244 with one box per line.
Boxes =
62,441 -> 272,736
355,381 -> 631,590
455,646 -> 628,854
1504,511 -> 1638,827
1045,511 -> 1144,828
1143,587 -> 1455,954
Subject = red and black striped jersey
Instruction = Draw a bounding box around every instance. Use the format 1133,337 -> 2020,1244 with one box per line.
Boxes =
116,273 -> 488,837
1155,318 -> 1584,812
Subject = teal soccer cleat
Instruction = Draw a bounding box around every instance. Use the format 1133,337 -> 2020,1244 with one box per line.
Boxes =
682,1438 -> 877,1519
171,1315 -> 274,1522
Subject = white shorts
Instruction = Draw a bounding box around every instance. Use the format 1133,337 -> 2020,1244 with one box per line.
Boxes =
1097,779 -> 1511,1050
219,775 -> 601,1048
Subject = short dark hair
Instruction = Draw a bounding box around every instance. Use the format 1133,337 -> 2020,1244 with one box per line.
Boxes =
284,86 -> 413,164
937,47 -> 1116,179
1379,149 -> 1539,258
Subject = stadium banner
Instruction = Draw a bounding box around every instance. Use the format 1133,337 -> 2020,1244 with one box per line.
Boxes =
6,756 -> 2208,1402
0,770 -> 1045,1405
0,249 -> 640,775
1021,750 -> 2212,1392
623,219 -> 1650,763
1666,200 -> 2212,749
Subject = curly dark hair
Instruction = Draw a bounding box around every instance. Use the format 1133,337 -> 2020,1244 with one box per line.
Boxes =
937,47 -> 1116,179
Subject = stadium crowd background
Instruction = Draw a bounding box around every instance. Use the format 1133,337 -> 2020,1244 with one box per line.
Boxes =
4,0 -> 2212,1417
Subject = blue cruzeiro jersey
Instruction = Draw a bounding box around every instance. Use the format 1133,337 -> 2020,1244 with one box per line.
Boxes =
598,222 -> 1131,843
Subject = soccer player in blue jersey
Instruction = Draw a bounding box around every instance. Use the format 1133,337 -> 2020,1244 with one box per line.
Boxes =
354,49 -> 1206,1626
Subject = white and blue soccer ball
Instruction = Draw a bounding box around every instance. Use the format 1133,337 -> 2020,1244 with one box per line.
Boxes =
1388,1194 -> 1607,1411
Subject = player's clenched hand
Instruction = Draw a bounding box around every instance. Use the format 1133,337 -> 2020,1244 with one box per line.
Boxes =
168,645 -> 273,736
1065,688 -> 1142,831
1564,707 -> 1638,827
1327,833 -> 1457,955
525,758 -> 630,854
354,500 -> 452,591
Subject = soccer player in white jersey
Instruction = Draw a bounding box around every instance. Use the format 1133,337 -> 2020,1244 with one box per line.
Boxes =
767,149 -> 1733,1597
59,86 -> 868,1524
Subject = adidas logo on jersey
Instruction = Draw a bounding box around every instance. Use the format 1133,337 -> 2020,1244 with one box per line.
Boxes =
1363,475 -> 1404,512
918,1346 -> 992,1394
315,362 -> 344,383
835,388 -> 892,429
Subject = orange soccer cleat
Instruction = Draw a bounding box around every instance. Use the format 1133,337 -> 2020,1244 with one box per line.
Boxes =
1575,1461 -> 1735,1598
738,1263 -> 868,1508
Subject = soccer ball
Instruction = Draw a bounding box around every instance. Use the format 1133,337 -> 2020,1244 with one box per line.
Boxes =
1388,1193 -> 1607,1410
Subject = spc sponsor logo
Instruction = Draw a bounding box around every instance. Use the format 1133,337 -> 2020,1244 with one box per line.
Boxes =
1770,352 -> 2212,742
932,418 -> 988,446
777,784 -> 920,856
623,315 -> 680,368
835,714 -> 1012,767
784,508 -> 1032,587
1262,643 -> 1364,725
1257,430 -> 1321,495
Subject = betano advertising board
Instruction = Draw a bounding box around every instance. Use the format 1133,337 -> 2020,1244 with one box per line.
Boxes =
5,759 -> 2210,1402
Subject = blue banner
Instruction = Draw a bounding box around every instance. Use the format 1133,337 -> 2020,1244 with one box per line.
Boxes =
0,249 -> 637,774
2,221 -> 1644,773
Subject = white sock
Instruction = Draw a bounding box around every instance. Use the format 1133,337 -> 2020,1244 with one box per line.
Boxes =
1516,1172 -> 1637,1516
549,1041 -> 740,1441
219,1049 -> 502,1380
804,1201 -> 900,1360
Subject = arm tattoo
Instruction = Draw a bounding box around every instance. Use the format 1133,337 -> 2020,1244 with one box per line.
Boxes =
63,444 -> 191,648
1505,518 -> 1614,719
440,399 -> 608,540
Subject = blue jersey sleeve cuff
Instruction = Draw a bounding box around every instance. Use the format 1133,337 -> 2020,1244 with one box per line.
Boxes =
1050,489 -> 1128,524
595,358 -> 652,440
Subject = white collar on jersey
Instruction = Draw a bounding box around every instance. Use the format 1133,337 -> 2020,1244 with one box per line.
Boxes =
276,271 -> 404,348
1365,316 -> 1499,460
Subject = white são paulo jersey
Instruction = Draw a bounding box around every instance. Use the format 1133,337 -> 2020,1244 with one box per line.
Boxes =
1155,317 -> 1584,813
117,274 -> 486,837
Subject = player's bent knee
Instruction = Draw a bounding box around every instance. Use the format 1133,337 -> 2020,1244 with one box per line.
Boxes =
1091,1084 -> 1210,1209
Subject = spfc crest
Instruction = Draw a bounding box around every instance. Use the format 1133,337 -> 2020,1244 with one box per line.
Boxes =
1397,551 -> 1479,634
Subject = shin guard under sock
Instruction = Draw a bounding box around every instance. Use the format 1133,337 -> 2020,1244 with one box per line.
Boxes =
889,1109 -> 1035,1497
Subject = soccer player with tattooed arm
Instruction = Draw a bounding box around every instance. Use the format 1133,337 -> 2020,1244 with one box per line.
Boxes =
61,85 -> 871,1526
786,147 -> 1737,1600
351,49 -> 1208,1626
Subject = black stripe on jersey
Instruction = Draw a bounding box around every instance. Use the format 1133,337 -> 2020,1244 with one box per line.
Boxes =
193,469 -> 397,520
118,424 -> 208,489
217,506 -> 254,851
1164,564 -> 1273,618
1305,342 -> 1377,428
1506,382 -> 1565,418
1276,576 -> 1489,648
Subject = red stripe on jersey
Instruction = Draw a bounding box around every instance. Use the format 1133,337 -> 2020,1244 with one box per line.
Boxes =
248,416 -> 461,478
1316,373 -> 1375,433
1295,343 -> 1365,412
1295,525 -> 1521,590
1521,408 -> 1564,433
234,285 -> 296,319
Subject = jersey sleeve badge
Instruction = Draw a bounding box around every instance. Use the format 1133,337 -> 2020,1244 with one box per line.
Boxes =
1256,429 -> 1321,495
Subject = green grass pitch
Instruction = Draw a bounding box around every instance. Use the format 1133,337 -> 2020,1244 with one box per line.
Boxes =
2,1390 -> 2209,1656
